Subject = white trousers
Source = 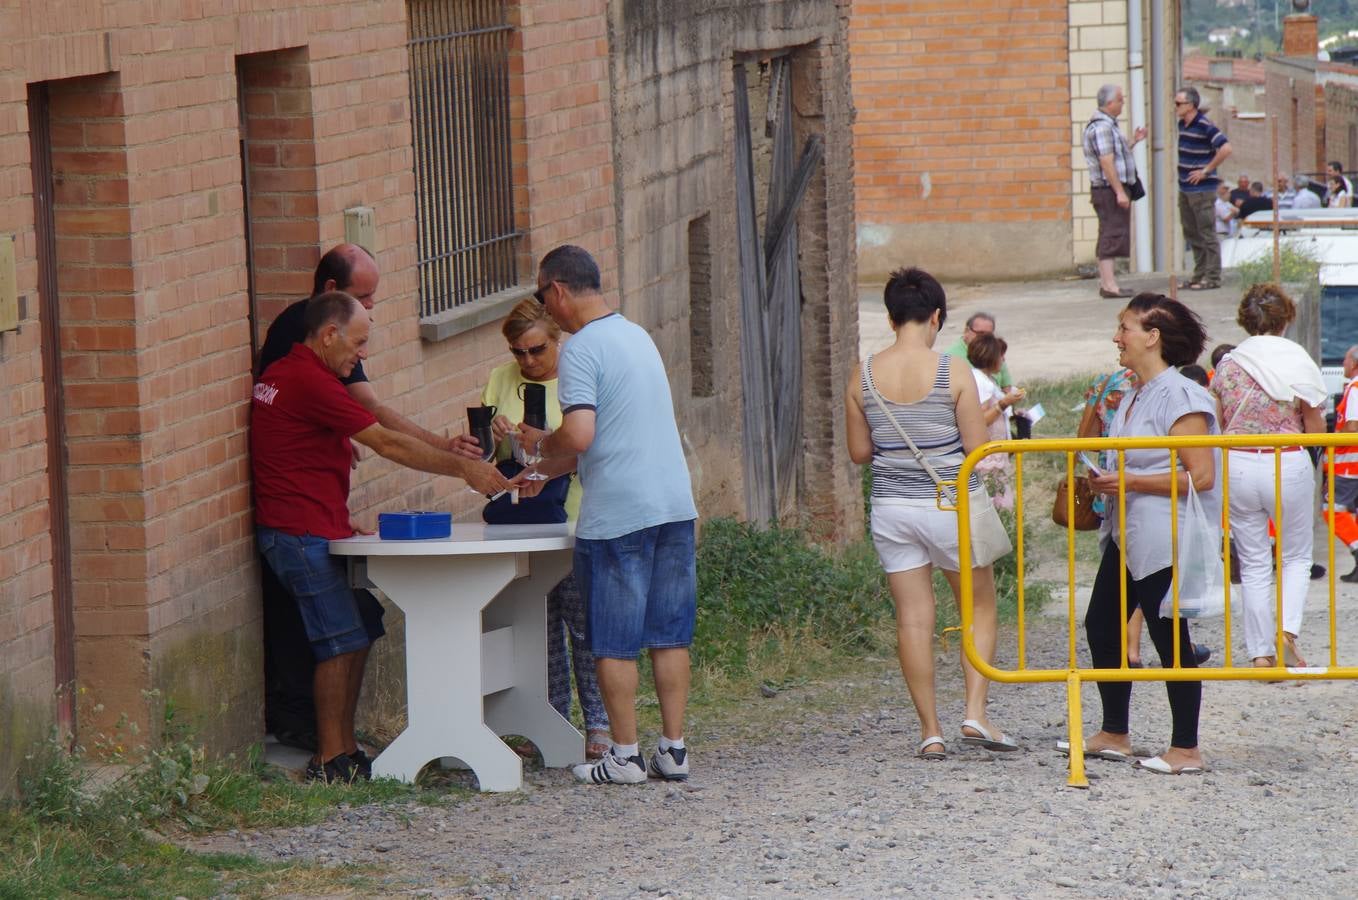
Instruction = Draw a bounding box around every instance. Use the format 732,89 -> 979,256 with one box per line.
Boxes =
1227,449 -> 1314,659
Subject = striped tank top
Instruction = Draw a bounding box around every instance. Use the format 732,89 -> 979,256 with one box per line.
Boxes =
862,354 -> 979,500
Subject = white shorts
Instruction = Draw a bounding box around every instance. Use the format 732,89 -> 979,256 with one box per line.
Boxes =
870,491 -> 1011,574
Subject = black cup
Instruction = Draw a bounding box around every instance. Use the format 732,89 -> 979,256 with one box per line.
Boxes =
519,382 -> 547,430
467,405 -> 497,429
467,406 -> 497,459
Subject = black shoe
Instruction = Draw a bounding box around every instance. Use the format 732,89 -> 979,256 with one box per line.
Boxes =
305,753 -> 361,784
350,748 -> 374,781
271,726 -> 319,753
1311,564 -> 1327,581
1193,644 -> 1212,665
1342,566 -> 1358,584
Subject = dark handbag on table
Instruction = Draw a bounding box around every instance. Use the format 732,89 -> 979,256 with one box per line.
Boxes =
1124,174 -> 1145,202
1052,475 -> 1101,531
482,459 -> 570,525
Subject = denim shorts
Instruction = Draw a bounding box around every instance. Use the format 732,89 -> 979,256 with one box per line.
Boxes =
574,519 -> 697,660
256,527 -> 385,661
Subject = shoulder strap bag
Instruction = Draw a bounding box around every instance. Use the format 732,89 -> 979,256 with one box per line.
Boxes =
863,358 -> 956,506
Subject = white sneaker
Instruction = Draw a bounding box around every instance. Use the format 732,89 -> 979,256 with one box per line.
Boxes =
647,746 -> 689,781
573,752 -> 646,785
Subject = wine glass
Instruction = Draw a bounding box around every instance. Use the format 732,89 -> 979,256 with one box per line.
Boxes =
514,432 -> 551,481
517,382 -> 550,481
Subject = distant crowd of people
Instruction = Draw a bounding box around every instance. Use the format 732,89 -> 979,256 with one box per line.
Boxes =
851,266 -> 1342,776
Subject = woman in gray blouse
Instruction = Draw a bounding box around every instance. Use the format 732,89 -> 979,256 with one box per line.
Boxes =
1075,293 -> 1218,775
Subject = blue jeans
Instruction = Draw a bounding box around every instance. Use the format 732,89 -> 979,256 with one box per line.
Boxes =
574,519 -> 697,660
256,527 -> 384,661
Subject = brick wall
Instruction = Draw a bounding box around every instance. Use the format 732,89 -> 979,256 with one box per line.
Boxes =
1067,0 -> 1132,265
1326,81 -> 1358,174
849,0 -> 1073,280
1264,58 -> 1320,178
1223,114 -> 1271,186
0,0 -> 857,780
238,48 -> 321,348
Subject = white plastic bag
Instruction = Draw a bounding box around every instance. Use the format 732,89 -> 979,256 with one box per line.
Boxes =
1159,478 -> 1226,620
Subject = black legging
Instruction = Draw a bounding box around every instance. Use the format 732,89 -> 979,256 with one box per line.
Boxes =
1085,542 -> 1202,748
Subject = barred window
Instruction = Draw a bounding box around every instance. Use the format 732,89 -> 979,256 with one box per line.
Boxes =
407,0 -> 522,319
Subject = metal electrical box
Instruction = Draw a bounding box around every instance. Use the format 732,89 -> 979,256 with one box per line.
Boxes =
344,207 -> 376,254
0,235 -> 17,332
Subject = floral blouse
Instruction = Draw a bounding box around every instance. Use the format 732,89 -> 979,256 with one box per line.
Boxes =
1209,357 -> 1303,435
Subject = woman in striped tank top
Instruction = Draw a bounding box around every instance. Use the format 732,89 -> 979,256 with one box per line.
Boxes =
845,268 -> 1016,761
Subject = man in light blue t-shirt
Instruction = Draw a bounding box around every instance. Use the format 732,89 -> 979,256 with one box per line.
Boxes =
517,245 -> 698,787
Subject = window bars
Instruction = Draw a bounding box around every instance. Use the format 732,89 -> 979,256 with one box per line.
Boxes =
408,0 -> 521,317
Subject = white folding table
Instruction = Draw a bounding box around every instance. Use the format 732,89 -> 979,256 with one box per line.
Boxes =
330,523 -> 582,791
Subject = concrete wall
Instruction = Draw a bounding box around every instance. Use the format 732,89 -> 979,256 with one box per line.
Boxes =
849,0 -> 1073,281
609,0 -> 862,538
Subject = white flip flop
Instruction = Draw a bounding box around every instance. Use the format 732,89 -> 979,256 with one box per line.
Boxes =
917,736 -> 946,760
959,719 -> 1018,751
1055,739 -> 1131,763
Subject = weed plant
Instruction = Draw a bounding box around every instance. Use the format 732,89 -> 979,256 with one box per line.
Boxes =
1235,240 -> 1322,290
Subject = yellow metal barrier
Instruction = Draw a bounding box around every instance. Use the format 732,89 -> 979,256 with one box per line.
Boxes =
951,432 -> 1357,787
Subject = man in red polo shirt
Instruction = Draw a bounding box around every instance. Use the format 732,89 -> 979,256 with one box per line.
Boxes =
252,291 -> 510,782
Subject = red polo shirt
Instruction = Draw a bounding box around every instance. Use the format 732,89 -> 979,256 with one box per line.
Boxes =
251,344 -> 377,539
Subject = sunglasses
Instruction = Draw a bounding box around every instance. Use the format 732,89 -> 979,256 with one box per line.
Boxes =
510,342 -> 551,359
533,280 -> 556,304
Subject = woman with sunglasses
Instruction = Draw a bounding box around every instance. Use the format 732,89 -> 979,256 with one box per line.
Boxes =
481,298 -> 610,760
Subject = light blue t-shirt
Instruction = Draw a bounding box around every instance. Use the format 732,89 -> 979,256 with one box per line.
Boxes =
558,314 -> 697,540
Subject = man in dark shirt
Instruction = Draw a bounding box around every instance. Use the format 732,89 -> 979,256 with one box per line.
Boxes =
1174,86 -> 1232,290
257,244 -> 477,751
1229,174 -> 1251,209
1236,181 -> 1274,221
253,292 -> 508,781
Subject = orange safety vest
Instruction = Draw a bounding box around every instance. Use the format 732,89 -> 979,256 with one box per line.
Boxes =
1329,377 -> 1358,477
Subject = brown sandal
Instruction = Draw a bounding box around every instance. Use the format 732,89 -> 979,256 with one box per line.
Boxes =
1283,634 -> 1308,668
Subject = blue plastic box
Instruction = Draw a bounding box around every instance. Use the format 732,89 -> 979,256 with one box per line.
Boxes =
378,511 -> 452,540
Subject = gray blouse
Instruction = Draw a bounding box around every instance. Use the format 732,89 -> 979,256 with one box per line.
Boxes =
1098,367 -> 1221,580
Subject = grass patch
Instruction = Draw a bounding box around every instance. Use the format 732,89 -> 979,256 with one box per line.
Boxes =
0,699 -> 457,899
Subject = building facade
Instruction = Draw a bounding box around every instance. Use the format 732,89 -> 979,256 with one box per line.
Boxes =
849,0 -> 1195,280
0,0 -> 860,791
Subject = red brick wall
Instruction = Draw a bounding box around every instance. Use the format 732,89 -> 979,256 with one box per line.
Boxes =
239,48 -> 321,346
1324,81 -> 1358,174
1265,59 -> 1320,177
849,0 -> 1073,278
46,74 -> 155,727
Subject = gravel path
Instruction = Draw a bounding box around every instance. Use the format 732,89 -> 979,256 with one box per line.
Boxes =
193,578 -> 1358,898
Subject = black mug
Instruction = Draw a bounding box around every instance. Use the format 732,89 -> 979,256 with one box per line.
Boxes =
519,382 -> 547,430
467,405 -> 496,458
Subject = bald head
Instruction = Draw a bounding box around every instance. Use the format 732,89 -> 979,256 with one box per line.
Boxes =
313,243 -> 379,308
